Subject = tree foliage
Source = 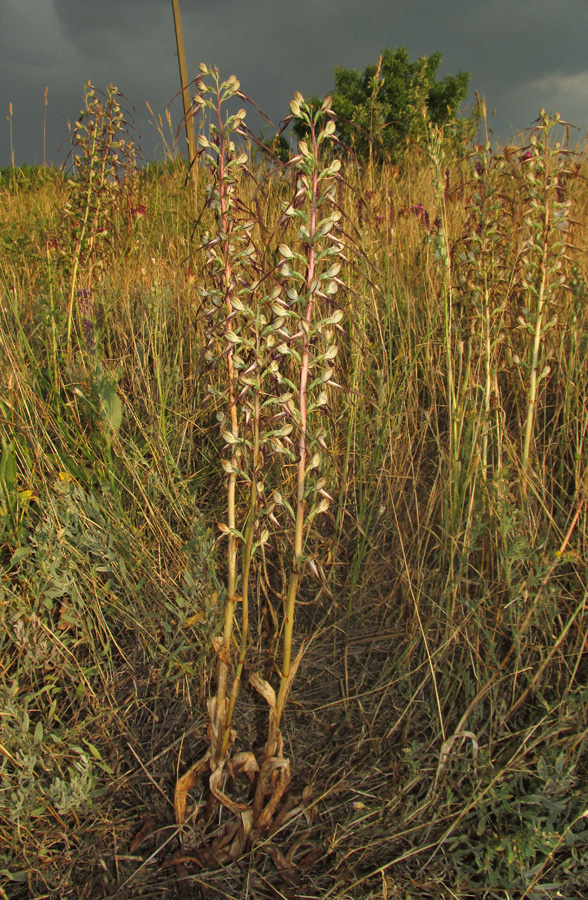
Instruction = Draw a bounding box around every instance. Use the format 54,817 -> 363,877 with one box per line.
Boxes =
294,47 -> 476,161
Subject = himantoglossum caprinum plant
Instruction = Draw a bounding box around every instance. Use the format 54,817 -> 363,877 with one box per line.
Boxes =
174,67 -> 346,854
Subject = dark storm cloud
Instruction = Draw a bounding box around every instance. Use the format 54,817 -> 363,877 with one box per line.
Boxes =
53,0 -> 169,57
455,0 -> 588,139
2,0 -> 588,167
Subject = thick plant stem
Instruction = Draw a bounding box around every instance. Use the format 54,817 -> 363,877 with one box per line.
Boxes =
212,93 -> 239,763
271,127 -> 319,752
220,395 -> 260,759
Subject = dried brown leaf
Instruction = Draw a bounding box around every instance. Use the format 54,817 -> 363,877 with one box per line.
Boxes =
209,762 -> 248,816
226,809 -> 254,859
256,759 -> 291,830
232,750 -> 259,782
278,639 -> 307,710
129,813 -> 156,853
212,818 -> 241,853
57,599 -> 75,631
207,697 -> 230,761
183,610 -> 205,628
249,672 -> 276,709
212,636 -> 231,665
174,752 -> 210,826
161,854 -> 202,870
268,844 -> 300,886
299,844 -> 325,870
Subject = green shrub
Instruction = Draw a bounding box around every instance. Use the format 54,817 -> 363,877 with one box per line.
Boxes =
294,47 -> 476,161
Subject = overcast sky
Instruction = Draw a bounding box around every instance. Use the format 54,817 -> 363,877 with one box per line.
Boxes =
2,0 -> 588,168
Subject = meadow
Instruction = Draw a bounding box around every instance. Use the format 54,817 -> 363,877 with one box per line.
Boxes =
1,79 -> 588,899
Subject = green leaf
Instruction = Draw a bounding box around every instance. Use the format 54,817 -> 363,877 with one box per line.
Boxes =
83,741 -> 113,773
0,437 -> 16,494
0,869 -> 29,883
270,424 -> 294,438
11,546 -> 30,564
99,379 -> 122,434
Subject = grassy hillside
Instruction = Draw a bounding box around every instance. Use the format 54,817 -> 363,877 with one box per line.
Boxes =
1,94 -> 587,899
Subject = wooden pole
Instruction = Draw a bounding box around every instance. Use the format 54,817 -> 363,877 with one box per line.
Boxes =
171,0 -> 197,186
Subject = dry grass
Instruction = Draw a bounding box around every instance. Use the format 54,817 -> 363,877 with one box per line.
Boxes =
1,102 -> 588,899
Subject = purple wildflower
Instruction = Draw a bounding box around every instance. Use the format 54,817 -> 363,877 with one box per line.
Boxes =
409,203 -> 430,231
78,288 -> 95,356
